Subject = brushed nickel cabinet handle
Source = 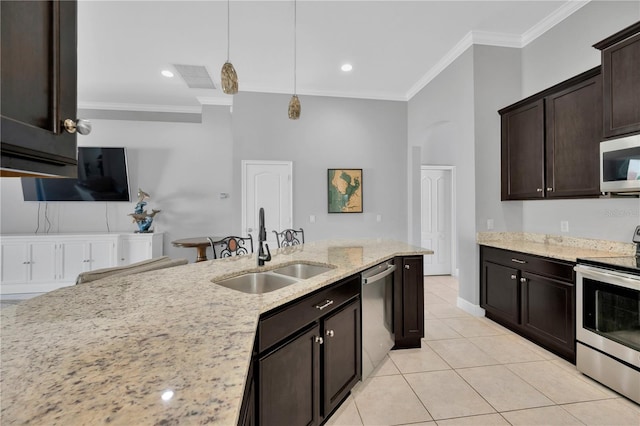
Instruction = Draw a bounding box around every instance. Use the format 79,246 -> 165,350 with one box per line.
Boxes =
326,330 -> 335,337
511,274 -> 517,280
547,187 -> 554,192
536,188 -> 543,192
520,277 -> 527,283
314,336 -> 324,344
63,118 -> 92,135
315,299 -> 334,310
404,265 -> 410,269
511,258 -> 526,264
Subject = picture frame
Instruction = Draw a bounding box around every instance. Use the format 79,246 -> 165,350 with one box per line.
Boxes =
327,168 -> 363,213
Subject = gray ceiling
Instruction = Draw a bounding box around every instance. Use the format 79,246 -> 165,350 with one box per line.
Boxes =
78,0 -> 584,112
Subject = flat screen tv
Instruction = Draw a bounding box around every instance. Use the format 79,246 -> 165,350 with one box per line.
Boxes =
21,147 -> 131,202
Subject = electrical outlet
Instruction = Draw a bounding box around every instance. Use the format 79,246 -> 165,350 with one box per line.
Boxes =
376,214 -> 382,222
561,220 -> 569,233
487,219 -> 494,230
309,215 -> 315,223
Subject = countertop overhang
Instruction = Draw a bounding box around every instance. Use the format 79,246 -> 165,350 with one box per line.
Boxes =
0,239 -> 432,425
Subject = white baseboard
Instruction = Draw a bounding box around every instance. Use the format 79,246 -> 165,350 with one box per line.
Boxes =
456,297 -> 485,317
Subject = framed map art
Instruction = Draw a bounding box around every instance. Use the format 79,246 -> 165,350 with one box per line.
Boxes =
328,168 -> 363,213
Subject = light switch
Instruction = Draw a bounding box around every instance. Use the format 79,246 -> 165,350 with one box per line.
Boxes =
487,219 -> 494,230
309,215 -> 316,223
376,214 -> 382,222
561,221 -> 569,233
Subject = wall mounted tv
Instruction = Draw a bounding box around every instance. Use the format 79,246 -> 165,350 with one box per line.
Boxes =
21,147 -> 131,202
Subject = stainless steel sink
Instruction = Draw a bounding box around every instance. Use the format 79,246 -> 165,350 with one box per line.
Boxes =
271,263 -> 334,279
214,272 -> 299,294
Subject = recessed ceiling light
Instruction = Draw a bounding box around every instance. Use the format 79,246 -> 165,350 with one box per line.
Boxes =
161,70 -> 174,78
341,64 -> 353,72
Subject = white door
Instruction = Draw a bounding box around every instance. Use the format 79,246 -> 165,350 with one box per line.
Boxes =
28,242 -> 57,283
421,168 -> 452,275
1,242 -> 28,284
242,161 -> 293,249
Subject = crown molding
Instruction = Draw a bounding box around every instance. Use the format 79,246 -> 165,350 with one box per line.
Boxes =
78,101 -> 202,114
521,0 -> 591,46
406,0 -> 591,100
196,96 -> 234,106
238,85 -> 407,102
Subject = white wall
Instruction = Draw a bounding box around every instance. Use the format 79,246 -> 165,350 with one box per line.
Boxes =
1,96 -> 408,262
0,106 -> 235,262
408,47 -> 476,302
520,1 -> 640,242
231,92 -> 408,241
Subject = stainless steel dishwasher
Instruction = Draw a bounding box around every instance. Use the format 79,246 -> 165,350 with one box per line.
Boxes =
361,260 -> 396,380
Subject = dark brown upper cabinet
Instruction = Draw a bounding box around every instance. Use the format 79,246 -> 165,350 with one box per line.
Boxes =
1,0 -> 78,177
499,68 -> 602,201
594,21 -> 640,139
545,74 -> 602,198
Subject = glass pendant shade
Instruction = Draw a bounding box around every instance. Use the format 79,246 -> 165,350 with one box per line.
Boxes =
221,62 -> 238,94
288,95 -> 301,120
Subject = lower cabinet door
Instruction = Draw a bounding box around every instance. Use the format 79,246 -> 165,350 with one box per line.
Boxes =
259,324 -> 321,426
482,261 -> 520,324
322,298 -> 361,418
521,272 -> 575,361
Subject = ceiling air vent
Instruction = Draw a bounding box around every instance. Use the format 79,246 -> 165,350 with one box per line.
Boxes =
172,64 -> 216,89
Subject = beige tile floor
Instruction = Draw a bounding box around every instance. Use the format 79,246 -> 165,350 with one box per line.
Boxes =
327,276 -> 640,426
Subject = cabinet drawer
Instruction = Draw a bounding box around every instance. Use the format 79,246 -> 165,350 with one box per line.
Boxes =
258,275 -> 360,353
481,246 -> 574,282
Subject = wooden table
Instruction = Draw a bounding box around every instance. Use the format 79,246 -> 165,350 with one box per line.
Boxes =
172,237 -> 222,263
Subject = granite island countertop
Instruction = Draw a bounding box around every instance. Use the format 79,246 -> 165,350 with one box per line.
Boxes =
0,239 -> 432,425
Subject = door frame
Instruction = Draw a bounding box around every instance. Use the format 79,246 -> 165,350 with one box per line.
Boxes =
420,165 -> 457,276
241,160 -> 293,240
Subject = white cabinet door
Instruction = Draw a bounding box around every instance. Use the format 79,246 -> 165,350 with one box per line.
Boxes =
118,233 -> 163,266
59,241 -> 88,283
88,240 -> 116,271
28,242 -> 57,283
1,241 -> 28,285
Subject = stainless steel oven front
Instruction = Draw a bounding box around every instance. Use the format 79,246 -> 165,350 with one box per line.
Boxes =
575,264 -> 640,403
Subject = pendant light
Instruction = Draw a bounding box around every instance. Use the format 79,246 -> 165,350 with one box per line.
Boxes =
288,0 -> 301,119
221,0 -> 238,94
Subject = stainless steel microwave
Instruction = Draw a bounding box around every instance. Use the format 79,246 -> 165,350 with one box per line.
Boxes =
600,134 -> 640,194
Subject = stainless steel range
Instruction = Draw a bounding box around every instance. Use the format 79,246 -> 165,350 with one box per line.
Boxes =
574,226 -> 640,404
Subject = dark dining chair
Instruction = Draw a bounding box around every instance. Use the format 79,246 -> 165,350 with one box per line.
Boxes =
207,236 -> 254,259
272,228 -> 304,248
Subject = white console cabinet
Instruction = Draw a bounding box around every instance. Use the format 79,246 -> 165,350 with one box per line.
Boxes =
1,233 -> 163,295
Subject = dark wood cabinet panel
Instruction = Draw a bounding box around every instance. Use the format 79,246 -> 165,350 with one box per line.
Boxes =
545,75 -> 603,197
394,255 -> 424,349
501,99 -> 545,200
0,0 -> 78,177
521,272 -> 575,361
480,245 -> 576,363
259,324 -> 321,426
499,67 -> 603,201
481,261 -> 520,324
322,299 -> 361,418
595,22 -> 640,138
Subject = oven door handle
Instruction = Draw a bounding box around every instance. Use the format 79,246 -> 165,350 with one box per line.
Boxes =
575,264 -> 640,290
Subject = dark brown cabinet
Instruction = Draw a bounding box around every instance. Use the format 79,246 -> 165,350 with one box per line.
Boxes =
480,246 -> 576,362
545,75 -> 602,197
0,0 -> 78,177
500,99 -> 545,200
594,21 -> 640,138
394,255 -> 424,349
323,299 -> 361,417
256,276 -> 361,426
259,324 -> 321,426
499,68 -> 602,200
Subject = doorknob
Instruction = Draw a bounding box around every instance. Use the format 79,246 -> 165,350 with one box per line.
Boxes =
63,118 -> 92,135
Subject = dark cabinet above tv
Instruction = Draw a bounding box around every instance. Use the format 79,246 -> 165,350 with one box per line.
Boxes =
0,0 -> 79,177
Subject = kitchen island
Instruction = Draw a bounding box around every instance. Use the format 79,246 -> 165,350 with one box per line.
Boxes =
0,239 -> 431,425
